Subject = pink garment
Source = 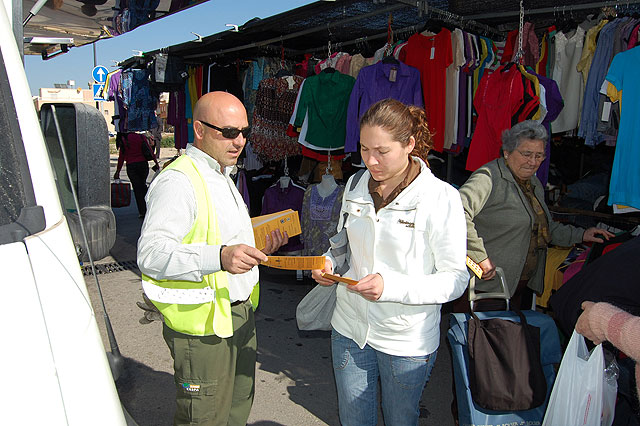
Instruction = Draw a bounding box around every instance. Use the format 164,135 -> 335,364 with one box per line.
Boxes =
562,249 -> 589,284
335,54 -> 352,74
512,22 -> 540,68
315,52 -> 341,74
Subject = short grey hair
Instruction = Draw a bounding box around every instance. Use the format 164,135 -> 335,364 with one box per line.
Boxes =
501,120 -> 548,154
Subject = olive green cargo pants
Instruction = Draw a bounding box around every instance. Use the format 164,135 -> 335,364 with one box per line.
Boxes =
163,300 -> 256,426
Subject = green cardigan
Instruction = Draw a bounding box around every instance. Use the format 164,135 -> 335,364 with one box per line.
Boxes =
459,158 -> 584,295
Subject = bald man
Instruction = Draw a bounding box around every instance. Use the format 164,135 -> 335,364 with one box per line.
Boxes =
138,92 -> 288,425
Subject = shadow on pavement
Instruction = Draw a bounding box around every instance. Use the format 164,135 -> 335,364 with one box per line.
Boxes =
116,356 -> 175,425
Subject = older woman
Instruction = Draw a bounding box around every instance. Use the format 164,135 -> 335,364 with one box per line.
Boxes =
458,120 -> 613,311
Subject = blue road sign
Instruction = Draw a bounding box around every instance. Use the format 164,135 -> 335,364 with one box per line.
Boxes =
93,83 -> 105,101
92,65 -> 108,83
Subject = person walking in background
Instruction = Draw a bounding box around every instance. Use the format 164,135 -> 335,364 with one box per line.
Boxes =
138,91 -> 288,426
148,119 -> 162,160
113,132 -> 159,218
457,120 -> 613,311
312,99 -> 469,426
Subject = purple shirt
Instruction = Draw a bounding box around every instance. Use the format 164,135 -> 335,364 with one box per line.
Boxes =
345,61 -> 423,152
261,183 -> 305,252
534,72 -> 564,186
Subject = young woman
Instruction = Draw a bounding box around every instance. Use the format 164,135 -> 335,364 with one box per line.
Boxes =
312,99 -> 469,426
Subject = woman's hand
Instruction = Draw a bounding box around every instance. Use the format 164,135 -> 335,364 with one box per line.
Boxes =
479,257 -> 497,280
113,172 -> 120,180
351,273 -> 384,301
582,227 -> 615,244
311,258 -> 336,287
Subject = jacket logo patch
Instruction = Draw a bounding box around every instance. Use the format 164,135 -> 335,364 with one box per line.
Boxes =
398,219 -> 415,228
182,383 -> 201,393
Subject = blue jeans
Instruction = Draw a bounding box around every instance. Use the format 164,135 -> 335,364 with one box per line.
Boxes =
331,329 -> 437,426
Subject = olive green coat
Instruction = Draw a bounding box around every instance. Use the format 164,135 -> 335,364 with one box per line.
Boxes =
459,158 -> 584,295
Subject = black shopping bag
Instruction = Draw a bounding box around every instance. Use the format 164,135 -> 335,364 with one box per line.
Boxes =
467,309 -> 547,411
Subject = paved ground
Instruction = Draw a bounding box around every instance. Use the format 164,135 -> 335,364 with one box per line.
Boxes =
85,149 -> 456,425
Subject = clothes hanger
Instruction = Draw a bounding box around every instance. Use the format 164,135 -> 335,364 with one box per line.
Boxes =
275,46 -> 293,78
279,157 -> 291,189
317,152 -> 338,198
382,55 -> 399,64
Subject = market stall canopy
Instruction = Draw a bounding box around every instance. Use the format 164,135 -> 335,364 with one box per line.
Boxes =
22,0 -> 207,57
123,0 -> 639,66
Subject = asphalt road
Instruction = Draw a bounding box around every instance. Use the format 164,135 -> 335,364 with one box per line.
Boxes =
84,149 -> 456,425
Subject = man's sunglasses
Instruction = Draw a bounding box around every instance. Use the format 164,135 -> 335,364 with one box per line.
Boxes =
199,120 -> 251,139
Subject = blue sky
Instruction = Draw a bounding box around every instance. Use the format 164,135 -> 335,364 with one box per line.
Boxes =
25,0 -> 314,95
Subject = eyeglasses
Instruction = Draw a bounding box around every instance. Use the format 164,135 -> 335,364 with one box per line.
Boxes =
515,149 -> 546,161
199,120 -> 251,139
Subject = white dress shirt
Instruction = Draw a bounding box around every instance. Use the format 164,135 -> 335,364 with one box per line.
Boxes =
137,144 -> 258,302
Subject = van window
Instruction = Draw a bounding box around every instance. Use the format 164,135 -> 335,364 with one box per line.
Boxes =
41,104 -> 78,212
0,51 -> 28,227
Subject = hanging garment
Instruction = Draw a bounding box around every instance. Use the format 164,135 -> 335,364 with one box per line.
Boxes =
578,20 -> 618,146
536,33 -> 549,77
519,23 -> 540,68
167,90 -> 188,150
204,63 -> 244,102
293,70 -> 355,149
235,168 -> 251,212
444,28 -> 466,150
126,69 -> 158,132
149,54 -> 188,92
532,72 -> 564,187
242,58 -> 266,124
501,29 -> 518,64
605,46 -> 640,210
250,75 -> 303,162
349,53 -> 375,78
551,27 -> 586,133
345,61 -> 423,153
576,19 -> 609,95
301,184 -> 345,256
289,79 -> 344,153
106,70 -> 125,132
403,28 -> 453,152
466,64 -> 539,171
261,183 -> 305,252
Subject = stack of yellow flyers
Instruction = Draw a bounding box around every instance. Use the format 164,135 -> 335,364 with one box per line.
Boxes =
251,209 -> 301,250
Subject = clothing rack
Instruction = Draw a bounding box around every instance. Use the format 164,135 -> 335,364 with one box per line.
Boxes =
465,0 -> 640,20
396,0 -> 503,38
304,18 -> 501,56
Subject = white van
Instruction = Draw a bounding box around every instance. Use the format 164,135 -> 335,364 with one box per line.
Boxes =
0,2 -> 127,424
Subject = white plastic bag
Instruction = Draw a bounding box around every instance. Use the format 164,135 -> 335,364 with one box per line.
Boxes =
295,284 -> 336,331
542,330 -> 617,426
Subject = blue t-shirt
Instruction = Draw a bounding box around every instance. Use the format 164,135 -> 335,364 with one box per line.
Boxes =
605,46 -> 640,209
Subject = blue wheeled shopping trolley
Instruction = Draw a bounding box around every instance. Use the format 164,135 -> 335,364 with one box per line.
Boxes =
447,268 -> 562,426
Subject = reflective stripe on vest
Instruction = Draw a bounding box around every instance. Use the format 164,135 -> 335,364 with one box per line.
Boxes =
141,155 -> 258,337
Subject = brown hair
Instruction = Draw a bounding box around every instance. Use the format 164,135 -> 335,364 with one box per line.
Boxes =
359,98 -> 434,166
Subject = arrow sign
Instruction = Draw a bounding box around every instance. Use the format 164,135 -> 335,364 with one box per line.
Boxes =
92,65 -> 108,83
93,83 -> 105,101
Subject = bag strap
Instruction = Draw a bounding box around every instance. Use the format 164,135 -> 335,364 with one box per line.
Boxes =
339,169 -> 366,229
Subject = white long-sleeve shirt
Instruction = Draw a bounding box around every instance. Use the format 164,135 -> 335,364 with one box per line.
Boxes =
137,144 -> 257,302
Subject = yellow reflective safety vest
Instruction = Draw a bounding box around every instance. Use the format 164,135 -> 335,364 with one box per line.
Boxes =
141,155 -> 259,337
